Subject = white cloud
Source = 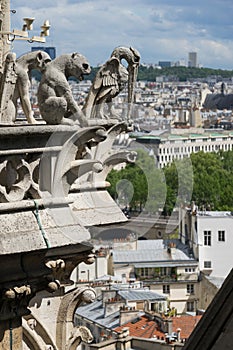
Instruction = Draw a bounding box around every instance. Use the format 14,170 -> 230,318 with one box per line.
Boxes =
9,0 -> 233,69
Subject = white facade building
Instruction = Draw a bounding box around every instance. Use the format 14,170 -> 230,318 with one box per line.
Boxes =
180,209 -> 233,278
133,132 -> 233,168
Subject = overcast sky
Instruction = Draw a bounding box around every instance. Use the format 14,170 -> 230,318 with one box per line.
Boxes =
10,0 -> 233,69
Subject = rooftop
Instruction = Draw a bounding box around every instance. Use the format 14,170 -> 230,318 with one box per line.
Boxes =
76,299 -> 120,329
113,239 -> 196,265
133,131 -> 233,143
114,315 -> 165,339
196,211 -> 233,217
116,289 -> 166,302
115,314 -> 202,341
75,288 -> 166,329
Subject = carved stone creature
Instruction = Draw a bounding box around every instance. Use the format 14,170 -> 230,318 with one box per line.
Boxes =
15,51 -> 52,123
0,51 -> 51,124
0,52 -> 18,123
37,53 -> 91,126
83,46 -> 140,120
67,326 -> 93,350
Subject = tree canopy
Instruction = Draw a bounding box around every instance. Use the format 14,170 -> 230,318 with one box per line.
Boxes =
107,149 -> 233,214
107,148 -> 166,213
137,66 -> 233,82
164,150 -> 233,212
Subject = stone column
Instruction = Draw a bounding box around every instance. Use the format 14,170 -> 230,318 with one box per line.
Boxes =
0,0 -> 11,72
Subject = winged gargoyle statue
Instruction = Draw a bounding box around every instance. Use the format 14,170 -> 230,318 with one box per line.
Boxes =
82,46 -> 140,121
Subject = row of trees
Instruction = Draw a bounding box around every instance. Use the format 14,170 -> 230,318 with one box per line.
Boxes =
106,149 -> 233,215
89,66 -> 233,83
137,66 -> 233,82
33,65 -> 233,83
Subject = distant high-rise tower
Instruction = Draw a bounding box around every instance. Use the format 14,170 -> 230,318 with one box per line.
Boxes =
188,52 -> 197,68
31,46 -> 56,60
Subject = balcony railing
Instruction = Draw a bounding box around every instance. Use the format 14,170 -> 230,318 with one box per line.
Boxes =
137,274 -> 178,282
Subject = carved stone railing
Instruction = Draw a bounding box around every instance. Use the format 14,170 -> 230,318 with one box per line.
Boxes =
0,26 -> 140,347
0,122 -> 134,349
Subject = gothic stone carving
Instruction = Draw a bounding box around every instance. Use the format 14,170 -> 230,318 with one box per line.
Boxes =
14,51 -> 52,124
0,154 -> 40,202
67,326 -> 93,350
0,51 -> 51,124
37,53 -> 91,126
83,46 -> 140,121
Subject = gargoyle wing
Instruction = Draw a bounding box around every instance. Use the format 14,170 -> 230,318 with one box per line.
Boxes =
83,57 -> 120,118
93,57 -> 120,90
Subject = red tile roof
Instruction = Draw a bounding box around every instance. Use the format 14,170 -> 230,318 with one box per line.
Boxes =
172,315 -> 202,339
114,314 -> 202,340
115,315 -> 166,340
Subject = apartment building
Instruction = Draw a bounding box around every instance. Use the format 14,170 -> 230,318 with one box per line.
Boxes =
180,208 -> 233,278
110,239 -> 199,314
133,131 -> 233,167
75,284 -> 202,349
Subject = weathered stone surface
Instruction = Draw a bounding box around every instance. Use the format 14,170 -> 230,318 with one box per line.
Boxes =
0,51 -> 51,124
0,27 -> 140,348
83,46 -> 140,121
37,53 -> 91,125
0,208 -> 90,255
0,317 -> 22,350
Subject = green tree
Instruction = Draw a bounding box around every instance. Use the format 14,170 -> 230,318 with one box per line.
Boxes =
164,150 -> 233,212
108,149 -> 233,215
163,157 -> 193,213
107,148 -> 166,213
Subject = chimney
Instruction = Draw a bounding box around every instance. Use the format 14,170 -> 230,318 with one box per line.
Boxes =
101,289 -> 117,306
104,300 -> 125,318
164,319 -> 173,334
119,307 -> 139,326
117,327 -> 129,338
167,242 -> 176,255
177,328 -> 181,342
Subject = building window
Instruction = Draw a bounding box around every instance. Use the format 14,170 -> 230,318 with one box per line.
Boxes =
161,267 -> 167,276
218,230 -> 225,242
141,267 -> 149,277
204,261 -> 212,268
204,230 -> 211,246
163,285 -> 170,294
185,268 -> 195,273
187,284 -> 194,294
187,301 -> 195,312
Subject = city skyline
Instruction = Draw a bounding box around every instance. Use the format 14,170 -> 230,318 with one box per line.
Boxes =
10,0 -> 233,70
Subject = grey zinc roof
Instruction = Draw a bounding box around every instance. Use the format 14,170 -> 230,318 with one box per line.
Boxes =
75,299 -> 120,329
117,289 -> 166,301
113,239 -> 195,264
203,93 -> 233,109
205,275 -> 225,289
75,289 -> 166,327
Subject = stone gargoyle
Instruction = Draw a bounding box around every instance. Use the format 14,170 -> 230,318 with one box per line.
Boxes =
0,50 -> 51,124
83,46 -> 140,121
0,47 -> 140,126
37,47 -> 140,126
37,53 -> 91,126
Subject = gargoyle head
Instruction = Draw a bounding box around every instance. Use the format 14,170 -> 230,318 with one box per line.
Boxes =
65,52 -> 91,81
